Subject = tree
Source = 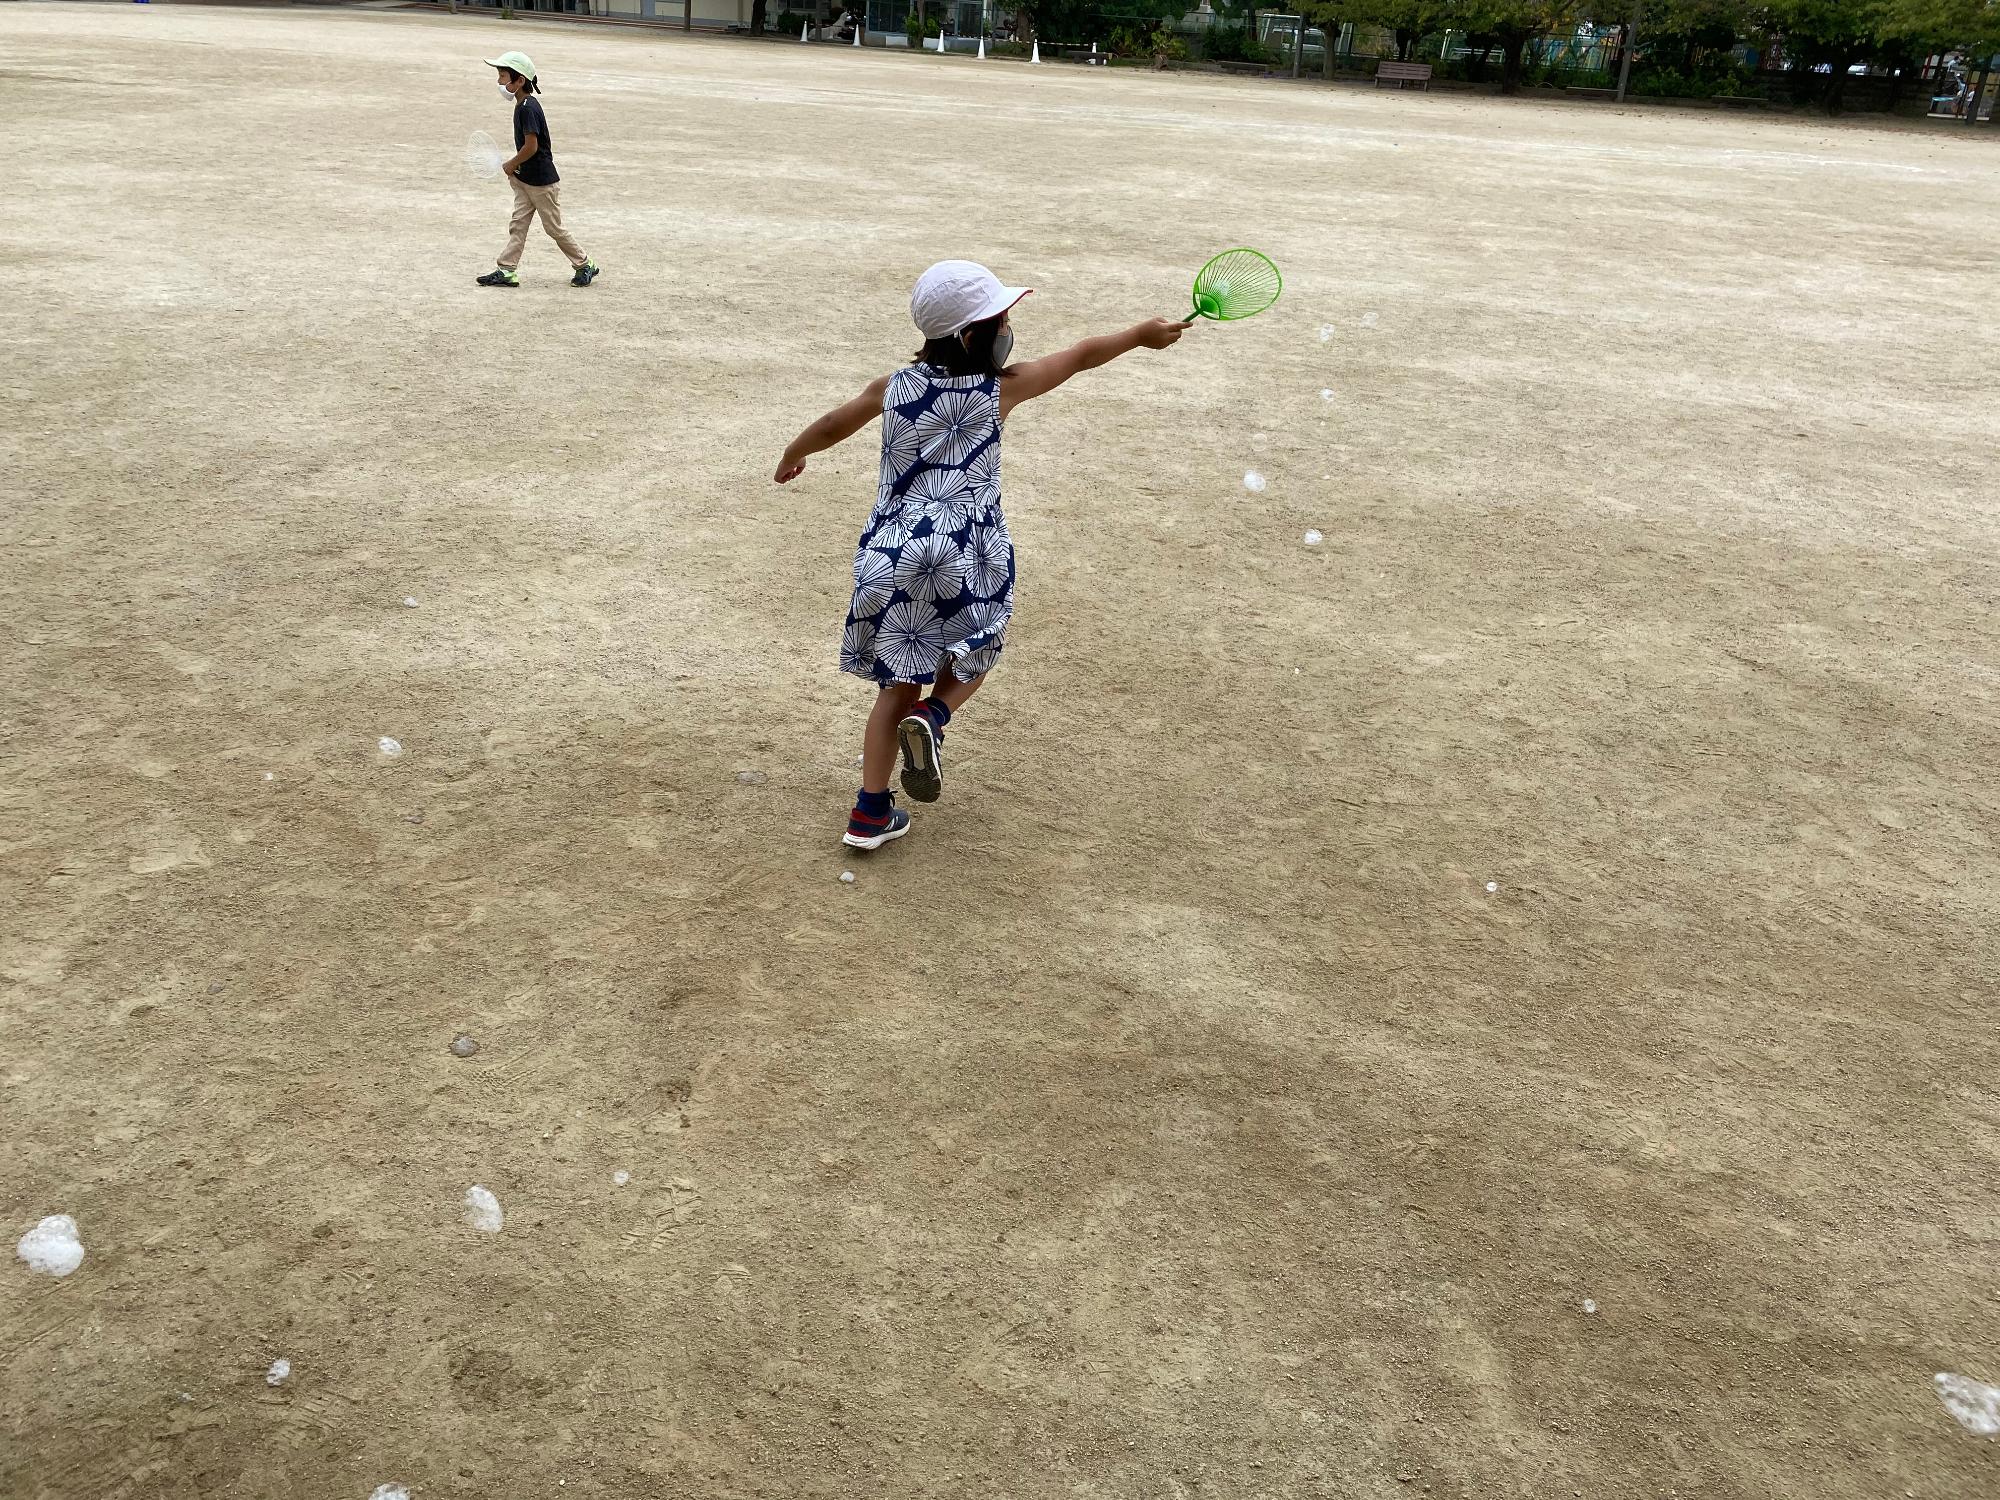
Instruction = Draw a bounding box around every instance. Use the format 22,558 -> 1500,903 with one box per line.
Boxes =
1641,0 -> 1752,70
1454,0 -> 1584,90
1754,0 -> 1890,109
1883,0 -> 2000,58
1882,0 -> 2000,116
1017,0 -> 1182,43
1342,0 -> 1456,58
1298,0 -> 1346,74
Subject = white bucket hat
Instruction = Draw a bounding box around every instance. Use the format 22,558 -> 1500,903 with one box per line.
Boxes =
484,50 -> 537,80
911,260 -> 1031,340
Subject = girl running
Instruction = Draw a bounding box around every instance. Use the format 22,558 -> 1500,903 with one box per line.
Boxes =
774,261 -> 1190,850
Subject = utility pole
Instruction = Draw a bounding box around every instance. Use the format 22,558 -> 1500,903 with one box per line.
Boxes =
1615,0 -> 1641,102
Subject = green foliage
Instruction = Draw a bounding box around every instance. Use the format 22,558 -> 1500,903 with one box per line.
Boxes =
1300,0 -> 1996,105
1342,0 -> 1453,59
1758,0 -> 1888,66
1630,58 -> 1760,90
1109,21 -> 1190,59
1516,55 -> 1620,83
905,9 -> 942,41
1205,22 -> 1275,60
1017,0 -> 1184,41
1881,0 -> 2000,49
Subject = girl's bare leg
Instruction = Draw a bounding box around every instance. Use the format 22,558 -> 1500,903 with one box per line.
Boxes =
927,664 -> 986,715
862,683 -> 923,793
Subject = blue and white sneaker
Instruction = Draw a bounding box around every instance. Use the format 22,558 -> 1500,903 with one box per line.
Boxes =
842,798 -> 911,850
896,709 -> 945,803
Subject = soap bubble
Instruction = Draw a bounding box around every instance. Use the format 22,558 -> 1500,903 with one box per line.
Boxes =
401,597 -> 419,608
1303,530 -> 1322,546
1361,311 -> 1379,328
16,1215 -> 84,1277
1582,1299 -> 1598,1315
1935,1372 -> 2000,1436
377,737 -> 402,757
465,130 -> 504,180
1485,882 -> 1499,893
612,1170 -> 630,1187
266,1358 -> 291,1386
1318,324 -> 1335,342
463,1186 -> 503,1234
1243,471 -> 1268,494
1320,388 -> 1335,402
449,1034 -> 480,1058
840,871 -> 856,884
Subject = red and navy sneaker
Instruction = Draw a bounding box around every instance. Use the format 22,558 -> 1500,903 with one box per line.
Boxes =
896,705 -> 946,803
842,798 -> 911,850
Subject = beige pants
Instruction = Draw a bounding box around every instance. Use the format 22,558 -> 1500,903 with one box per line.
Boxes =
499,180 -> 586,270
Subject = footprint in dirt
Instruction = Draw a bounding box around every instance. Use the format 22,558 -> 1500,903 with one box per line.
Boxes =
448,1348 -> 554,1410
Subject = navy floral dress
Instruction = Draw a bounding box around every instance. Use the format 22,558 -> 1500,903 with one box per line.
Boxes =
841,364 -> 1015,686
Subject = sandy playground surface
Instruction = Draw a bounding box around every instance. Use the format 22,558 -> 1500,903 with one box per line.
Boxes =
4,4 -> 1998,1496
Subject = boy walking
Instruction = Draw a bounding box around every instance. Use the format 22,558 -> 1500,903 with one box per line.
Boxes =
476,51 -> 601,289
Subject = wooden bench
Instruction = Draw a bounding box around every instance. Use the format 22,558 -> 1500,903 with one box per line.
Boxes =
1375,59 -> 1432,90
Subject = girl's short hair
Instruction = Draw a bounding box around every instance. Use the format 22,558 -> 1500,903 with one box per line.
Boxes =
914,313 -> 1008,379
501,67 -> 542,94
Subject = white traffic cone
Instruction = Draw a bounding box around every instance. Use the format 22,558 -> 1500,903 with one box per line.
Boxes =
1031,39 -> 1040,63
976,33 -> 985,58
852,19 -> 862,45
801,18 -> 809,39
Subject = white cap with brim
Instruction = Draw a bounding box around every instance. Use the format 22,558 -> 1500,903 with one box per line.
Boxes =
485,50 -> 537,80
911,260 -> 1032,340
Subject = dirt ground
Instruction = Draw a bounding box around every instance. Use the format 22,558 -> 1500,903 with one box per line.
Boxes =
4,4 -> 1998,1496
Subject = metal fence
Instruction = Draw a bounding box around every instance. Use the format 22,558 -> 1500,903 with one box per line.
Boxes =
862,0 -> 999,37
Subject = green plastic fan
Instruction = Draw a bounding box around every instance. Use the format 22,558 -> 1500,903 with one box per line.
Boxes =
1187,247 -> 1282,322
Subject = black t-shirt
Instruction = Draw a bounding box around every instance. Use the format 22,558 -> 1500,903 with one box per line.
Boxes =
513,96 -> 559,187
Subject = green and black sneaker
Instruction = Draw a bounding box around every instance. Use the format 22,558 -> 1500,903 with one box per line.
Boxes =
476,268 -> 520,288
570,260 -> 601,288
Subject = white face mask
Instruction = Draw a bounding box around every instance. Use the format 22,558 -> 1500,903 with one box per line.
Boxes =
499,84 -> 516,101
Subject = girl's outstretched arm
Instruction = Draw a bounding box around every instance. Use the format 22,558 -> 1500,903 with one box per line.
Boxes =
775,375 -> 891,484
998,318 -> 1191,420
